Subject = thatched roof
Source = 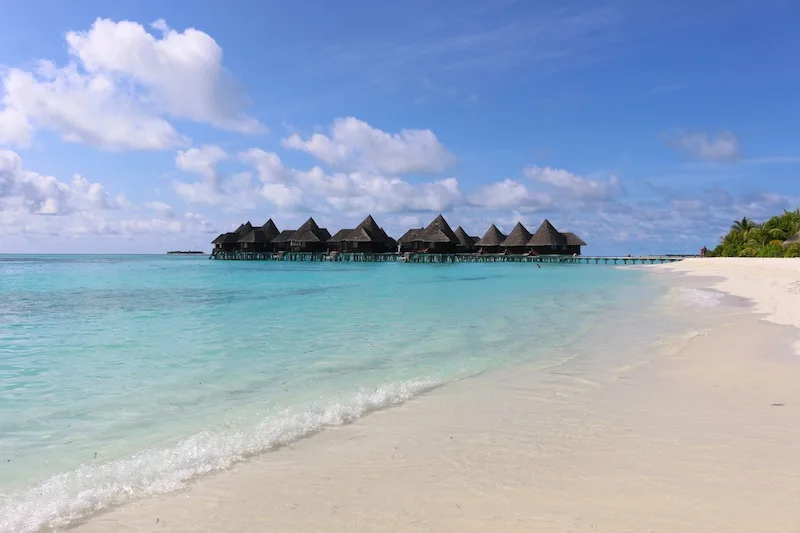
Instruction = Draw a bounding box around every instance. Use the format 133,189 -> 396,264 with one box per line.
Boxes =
528,219 -> 567,246
261,219 -> 280,240
501,222 -> 532,248
212,232 -> 238,244
329,229 -> 354,242
343,215 -> 393,243
420,214 -> 459,243
238,218 -> 281,244
398,228 -> 424,244
291,217 -> 331,242
234,221 -> 253,235
563,232 -> 587,246
475,224 -> 506,247
784,230 -> 800,246
273,230 -> 296,243
238,228 -> 268,243
454,226 -> 475,251
382,228 -> 397,246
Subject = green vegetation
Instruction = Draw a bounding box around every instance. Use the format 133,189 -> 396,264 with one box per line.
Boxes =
711,209 -> 800,258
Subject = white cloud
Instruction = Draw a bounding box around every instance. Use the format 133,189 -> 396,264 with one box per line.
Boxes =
240,148 -> 290,183
469,179 -> 552,209
0,18 -> 262,150
173,146 -> 264,210
667,130 -> 740,162
260,182 -> 305,208
524,165 -> 622,201
322,175 -> 463,213
238,147 -> 462,213
282,117 -> 454,174
0,151 -> 217,247
0,150 -> 119,215
145,200 -> 175,218
176,145 -> 227,178
0,106 -> 33,146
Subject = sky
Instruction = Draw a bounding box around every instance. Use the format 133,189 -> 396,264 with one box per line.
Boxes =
0,0 -> 798,255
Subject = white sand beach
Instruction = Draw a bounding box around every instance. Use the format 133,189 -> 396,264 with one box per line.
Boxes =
70,258 -> 800,533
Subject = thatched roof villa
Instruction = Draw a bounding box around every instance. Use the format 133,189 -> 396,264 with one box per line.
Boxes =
501,222 -> 533,254
336,215 -> 395,253
327,229 -> 354,251
398,228 -> 425,251
454,226 -> 476,253
213,221 -> 254,252
281,217 -> 331,252
212,215 -> 586,257
237,219 -> 280,252
475,224 -> 506,254
413,214 -> 461,252
527,219 -> 573,255
212,232 -> 238,251
271,230 -> 295,252
563,232 -> 588,253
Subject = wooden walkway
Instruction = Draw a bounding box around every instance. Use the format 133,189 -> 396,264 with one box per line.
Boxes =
210,251 -> 692,265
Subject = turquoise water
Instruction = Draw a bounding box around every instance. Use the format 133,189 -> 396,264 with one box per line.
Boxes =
0,255 -> 662,531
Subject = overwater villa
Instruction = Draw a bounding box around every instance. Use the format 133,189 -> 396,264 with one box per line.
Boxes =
528,219 -> 587,256
397,228 -> 425,251
238,219 -> 280,252
276,218 -> 332,253
409,214 -> 462,253
454,226 -> 477,253
475,224 -> 506,254
331,215 -> 396,253
211,213 -> 587,259
501,222 -> 533,255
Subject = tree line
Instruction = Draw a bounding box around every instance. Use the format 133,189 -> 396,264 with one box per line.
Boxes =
710,208 -> 800,257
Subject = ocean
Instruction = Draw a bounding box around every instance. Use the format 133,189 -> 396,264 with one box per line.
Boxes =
0,255 -> 678,532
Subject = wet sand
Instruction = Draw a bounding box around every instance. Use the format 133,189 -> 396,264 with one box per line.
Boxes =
70,259 -> 800,533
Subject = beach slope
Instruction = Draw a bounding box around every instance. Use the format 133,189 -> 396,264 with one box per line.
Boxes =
72,258 -> 800,533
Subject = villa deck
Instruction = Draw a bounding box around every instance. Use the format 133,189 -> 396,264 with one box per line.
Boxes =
210,251 -> 692,265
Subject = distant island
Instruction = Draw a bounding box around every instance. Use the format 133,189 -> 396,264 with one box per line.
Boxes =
166,251 -> 206,255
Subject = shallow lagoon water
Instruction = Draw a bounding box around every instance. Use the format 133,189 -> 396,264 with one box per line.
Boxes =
0,255 -> 667,531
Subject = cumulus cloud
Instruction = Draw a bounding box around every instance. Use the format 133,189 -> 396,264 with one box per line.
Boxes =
0,150 -> 120,215
176,145 -> 227,178
240,147 -> 463,213
0,18 -> 262,150
469,179 -> 552,210
524,165 -> 622,201
667,130 -> 740,162
173,145 -> 267,210
282,117 -> 454,174
0,151 -> 215,247
0,107 -> 33,146
145,200 -> 175,218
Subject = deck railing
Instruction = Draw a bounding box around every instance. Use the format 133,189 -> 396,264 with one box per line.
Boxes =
209,251 -> 695,265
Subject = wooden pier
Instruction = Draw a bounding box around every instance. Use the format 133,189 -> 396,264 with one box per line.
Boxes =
210,251 -> 691,265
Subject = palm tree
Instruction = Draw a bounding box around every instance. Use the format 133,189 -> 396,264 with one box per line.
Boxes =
731,217 -> 757,235
769,228 -> 787,240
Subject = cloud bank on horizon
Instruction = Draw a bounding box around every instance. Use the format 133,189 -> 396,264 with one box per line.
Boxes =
0,1 -> 797,255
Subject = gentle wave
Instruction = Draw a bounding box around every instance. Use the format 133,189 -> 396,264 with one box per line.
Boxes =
0,378 -> 439,533
671,287 -> 724,307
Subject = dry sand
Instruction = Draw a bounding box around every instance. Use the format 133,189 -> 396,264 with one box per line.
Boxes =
653,257 -> 800,330
70,258 -> 800,533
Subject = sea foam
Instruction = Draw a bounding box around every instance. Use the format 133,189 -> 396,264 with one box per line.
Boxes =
672,287 -> 725,307
0,378 -> 438,533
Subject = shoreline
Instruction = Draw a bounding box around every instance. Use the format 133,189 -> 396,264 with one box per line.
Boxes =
63,258 -> 800,532
649,258 -> 800,354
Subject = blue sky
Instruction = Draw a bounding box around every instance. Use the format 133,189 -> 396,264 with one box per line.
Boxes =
0,0 -> 798,254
